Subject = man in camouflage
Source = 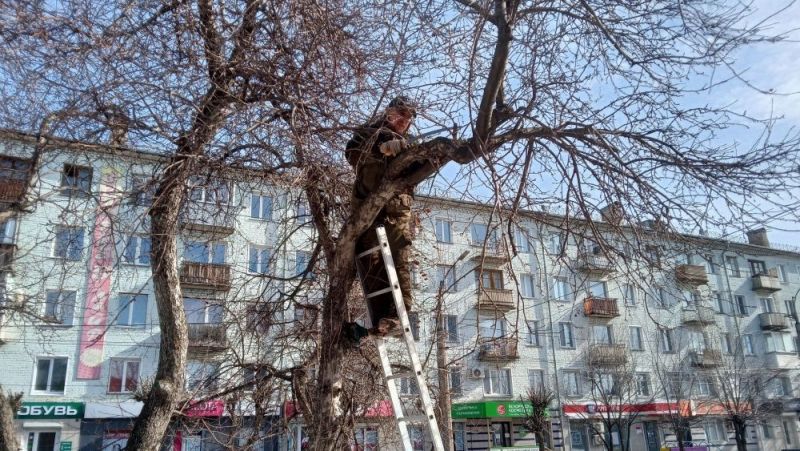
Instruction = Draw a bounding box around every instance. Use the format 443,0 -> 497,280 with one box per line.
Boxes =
346,96 -> 416,336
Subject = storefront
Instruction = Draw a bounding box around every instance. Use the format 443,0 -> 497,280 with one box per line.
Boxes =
451,401 -> 539,451
79,401 -> 142,450
283,400 -> 392,451
15,401 -> 84,451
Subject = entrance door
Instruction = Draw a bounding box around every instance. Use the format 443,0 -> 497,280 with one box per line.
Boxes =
491,422 -> 512,447
26,431 -> 59,451
569,423 -> 588,451
644,422 -> 660,451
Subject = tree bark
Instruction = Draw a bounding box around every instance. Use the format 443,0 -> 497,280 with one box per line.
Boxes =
733,418 -> 748,451
0,388 -> 21,451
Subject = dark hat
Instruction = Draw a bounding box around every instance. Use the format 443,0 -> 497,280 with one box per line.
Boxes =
387,96 -> 417,117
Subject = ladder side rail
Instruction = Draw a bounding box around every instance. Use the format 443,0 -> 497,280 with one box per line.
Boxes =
376,338 -> 414,451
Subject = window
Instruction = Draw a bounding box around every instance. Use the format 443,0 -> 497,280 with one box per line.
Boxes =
352,427 -> 379,451
742,334 -> 754,355
108,359 -> 139,393
483,368 -> 512,396
588,280 -> 608,298
765,332 -> 796,353
623,284 -> 636,306
296,201 -> 311,222
514,227 -> 530,253
559,322 -> 575,348
189,177 -> 230,204
563,370 -> 581,396
784,421 -> 794,446
123,235 -> 151,265
243,365 -> 269,391
477,269 -> 503,290
548,233 -> 563,255
778,265 -> 788,283
436,264 -> 457,292
399,377 -> 420,396
434,219 -> 452,243
528,369 -> 546,390
785,299 -> 798,319
250,193 -> 273,220
688,330 -> 708,352
665,373 -> 682,398
629,326 -> 643,351
0,217 -> 16,244
479,316 -> 506,339
656,287 -> 669,308
53,226 -> 84,260
33,357 -> 68,394
183,298 -> 223,324
703,254 -> 717,274
762,423 -> 774,439
294,305 -> 318,329
248,245 -> 271,274
704,420 -> 726,443
60,164 -> 92,196
408,311 -> 420,340
450,367 -> 462,396
749,260 -> 767,276
735,295 -> 748,316
526,320 -> 542,347
442,314 -> 459,342
645,245 -> 661,266
695,377 -> 715,397
592,325 -> 612,345
295,250 -> 314,279
552,277 -> 570,301
520,274 -> 535,298
772,376 -> 792,397
635,373 -> 651,396
470,223 -> 497,246
184,241 -> 226,264
659,328 -> 674,353
186,361 -> 219,392
117,294 -> 147,326
0,155 -> 30,181
726,256 -> 741,277
129,173 -> 155,206
594,373 -> 616,396
714,291 -> 726,314
44,290 -> 76,325
722,333 -> 732,354
760,297 -> 776,313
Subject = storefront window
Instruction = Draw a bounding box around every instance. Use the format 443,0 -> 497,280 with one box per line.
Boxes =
453,423 -> 466,451
102,431 -> 129,450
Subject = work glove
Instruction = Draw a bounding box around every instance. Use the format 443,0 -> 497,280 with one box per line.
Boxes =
379,138 -> 406,157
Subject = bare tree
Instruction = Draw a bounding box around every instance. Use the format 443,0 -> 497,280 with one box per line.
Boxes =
521,385 -> 556,451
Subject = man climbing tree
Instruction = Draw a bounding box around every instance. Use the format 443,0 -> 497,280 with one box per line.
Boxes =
345,96 -> 418,337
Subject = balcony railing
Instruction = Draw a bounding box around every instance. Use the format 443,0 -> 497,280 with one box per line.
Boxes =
0,179 -> 25,203
187,323 -> 227,351
759,312 -> 789,331
577,252 -> 615,274
180,208 -> 236,236
470,241 -> 509,265
0,244 -> 15,272
583,297 -> 619,318
180,262 -> 231,290
586,344 -> 628,366
680,307 -> 715,326
689,349 -> 723,368
752,270 -> 781,292
475,288 -> 515,311
675,264 -> 708,285
477,337 -> 519,361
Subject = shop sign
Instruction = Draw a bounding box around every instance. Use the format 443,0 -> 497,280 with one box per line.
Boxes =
183,400 -> 224,417
16,402 -> 84,419
59,443 -> 72,451
451,401 -> 545,419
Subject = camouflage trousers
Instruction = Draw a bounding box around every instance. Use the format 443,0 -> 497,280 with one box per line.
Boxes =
353,193 -> 414,325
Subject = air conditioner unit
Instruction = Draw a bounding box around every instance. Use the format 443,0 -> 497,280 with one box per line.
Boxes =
469,368 -> 484,379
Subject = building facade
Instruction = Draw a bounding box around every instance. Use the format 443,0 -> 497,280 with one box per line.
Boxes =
0,131 -> 799,451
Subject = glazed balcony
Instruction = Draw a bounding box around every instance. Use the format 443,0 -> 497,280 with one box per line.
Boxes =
676,264 -> 708,285
583,297 -> 619,318
180,262 -> 231,291
752,270 -> 781,293
475,288 -> 515,312
187,323 -> 227,351
689,349 -> 723,368
577,252 -> 615,275
759,312 -> 789,331
681,307 -> 715,326
477,337 -> 519,361
586,344 -> 628,366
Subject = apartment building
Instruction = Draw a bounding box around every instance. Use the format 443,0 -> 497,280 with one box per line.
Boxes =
0,130 -> 799,451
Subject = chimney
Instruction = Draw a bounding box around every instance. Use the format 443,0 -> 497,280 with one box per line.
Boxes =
746,228 -> 770,247
600,202 -> 623,226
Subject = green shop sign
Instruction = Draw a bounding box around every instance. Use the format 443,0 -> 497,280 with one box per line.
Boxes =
451,401 -> 547,419
16,402 -> 84,419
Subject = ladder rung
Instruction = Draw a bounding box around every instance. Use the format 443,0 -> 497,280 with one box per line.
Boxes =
356,245 -> 382,259
385,371 -> 416,381
398,414 -> 433,423
365,287 -> 393,299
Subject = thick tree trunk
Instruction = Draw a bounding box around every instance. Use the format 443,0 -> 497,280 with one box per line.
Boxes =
733,418 -> 748,451
0,388 -> 21,451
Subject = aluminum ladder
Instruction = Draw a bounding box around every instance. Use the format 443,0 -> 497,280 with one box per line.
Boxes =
355,225 -> 445,451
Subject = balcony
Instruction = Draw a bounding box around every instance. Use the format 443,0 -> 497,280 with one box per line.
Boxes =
187,323 -> 227,351
675,264 -> 708,285
477,337 -> 519,361
680,307 -> 715,326
180,208 -> 236,236
689,349 -> 723,368
752,270 -> 781,293
0,179 -> 25,203
583,297 -> 619,318
180,262 -> 231,290
0,244 -> 15,272
586,344 -> 628,366
475,288 -> 514,312
577,252 -> 615,275
470,241 -> 509,265
765,352 -> 798,369
759,312 -> 789,331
